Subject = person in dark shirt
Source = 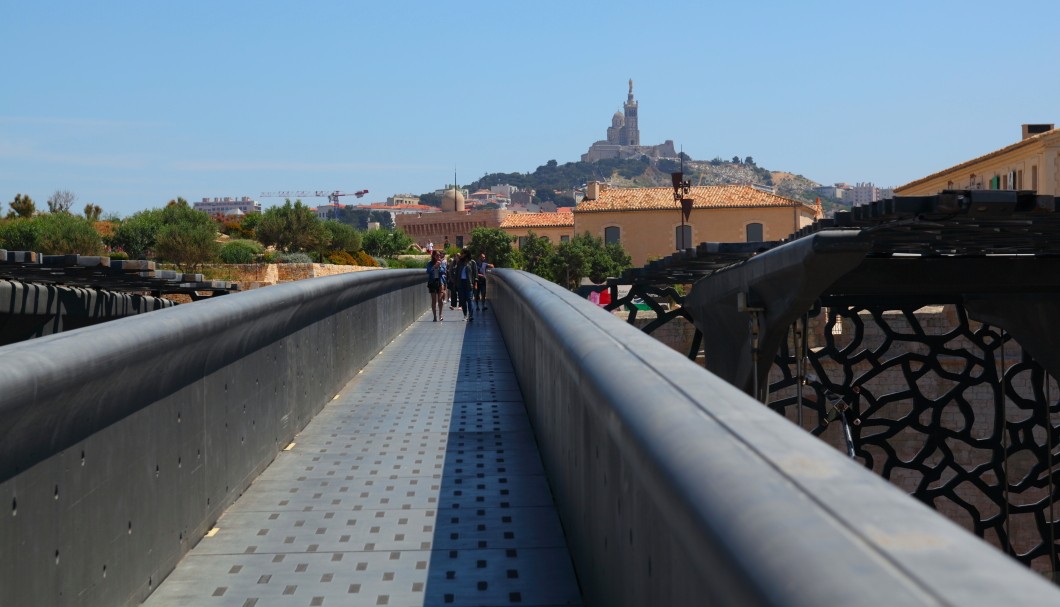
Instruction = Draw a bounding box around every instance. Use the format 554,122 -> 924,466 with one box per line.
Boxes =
447,253 -> 459,310
426,251 -> 447,322
456,248 -> 479,321
474,252 -> 493,312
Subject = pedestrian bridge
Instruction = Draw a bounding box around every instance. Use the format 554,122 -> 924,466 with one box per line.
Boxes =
2,269 -> 1058,606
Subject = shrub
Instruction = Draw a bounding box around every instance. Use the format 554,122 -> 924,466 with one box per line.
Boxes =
276,252 -> 313,264
326,250 -> 357,265
110,208 -> 164,259
107,251 -> 129,260
0,218 -> 41,251
352,250 -> 378,267
384,256 -> 428,269
35,213 -> 105,255
219,239 -> 264,264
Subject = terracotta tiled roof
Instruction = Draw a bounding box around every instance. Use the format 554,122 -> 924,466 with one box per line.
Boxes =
500,212 -> 575,229
574,184 -> 812,213
896,127 -> 1059,192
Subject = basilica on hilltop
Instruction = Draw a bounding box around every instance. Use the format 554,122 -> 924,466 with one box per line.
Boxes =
581,80 -> 678,163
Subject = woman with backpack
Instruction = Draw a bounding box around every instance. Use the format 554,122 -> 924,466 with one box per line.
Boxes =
426,250 -> 447,322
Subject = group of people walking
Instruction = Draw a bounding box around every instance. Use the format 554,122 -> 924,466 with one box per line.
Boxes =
427,247 -> 492,322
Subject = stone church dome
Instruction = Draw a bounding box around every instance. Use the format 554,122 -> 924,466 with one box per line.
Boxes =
441,188 -> 465,212
612,111 -> 624,127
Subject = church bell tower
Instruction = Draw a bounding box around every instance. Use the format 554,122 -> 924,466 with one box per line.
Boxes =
622,78 -> 640,146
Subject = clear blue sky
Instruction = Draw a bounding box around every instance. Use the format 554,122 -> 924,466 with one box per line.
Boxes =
3,0 -> 1058,217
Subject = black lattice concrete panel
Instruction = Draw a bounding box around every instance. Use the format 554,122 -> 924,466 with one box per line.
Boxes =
144,311 -> 583,606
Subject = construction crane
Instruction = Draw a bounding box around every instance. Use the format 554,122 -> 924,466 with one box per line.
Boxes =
260,190 -> 369,205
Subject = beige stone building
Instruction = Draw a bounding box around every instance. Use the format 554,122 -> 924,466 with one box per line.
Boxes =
574,182 -> 821,266
395,188 -> 508,250
499,211 -> 575,247
896,124 -> 1059,195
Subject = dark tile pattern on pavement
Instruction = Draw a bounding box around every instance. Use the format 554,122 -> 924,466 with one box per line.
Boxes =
144,308 -> 583,606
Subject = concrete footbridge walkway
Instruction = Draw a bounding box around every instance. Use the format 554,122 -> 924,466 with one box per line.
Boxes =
3,268 -> 1060,606
143,309 -> 583,606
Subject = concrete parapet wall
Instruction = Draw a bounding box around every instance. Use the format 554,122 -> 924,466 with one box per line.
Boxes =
490,269 -> 1060,607
0,270 -> 427,607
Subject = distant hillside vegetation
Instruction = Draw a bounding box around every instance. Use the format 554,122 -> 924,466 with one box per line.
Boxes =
450,156 -> 822,207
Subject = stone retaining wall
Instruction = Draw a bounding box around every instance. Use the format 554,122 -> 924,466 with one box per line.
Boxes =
216,263 -> 381,289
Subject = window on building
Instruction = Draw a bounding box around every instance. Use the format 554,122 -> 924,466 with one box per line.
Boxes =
675,225 -> 692,250
518,237 -> 527,248
746,223 -> 764,242
456,235 -> 464,248
1017,170 -> 1024,190
1032,165 -> 1039,191
604,226 -> 620,244
560,235 -> 570,243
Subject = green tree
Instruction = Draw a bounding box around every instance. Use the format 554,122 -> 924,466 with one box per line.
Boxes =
7,194 -> 36,219
0,213 -> 103,254
320,220 -> 362,253
418,192 -> 442,208
256,199 -> 329,253
153,200 -> 220,271
547,238 -> 592,290
468,227 -> 516,267
594,241 -> 633,283
554,195 -> 577,208
519,232 -> 555,279
35,212 -> 105,255
361,228 -> 414,258
335,207 -> 395,230
111,208 -> 164,259
370,210 -> 395,230
546,232 -> 632,290
0,218 -> 41,250
235,212 -> 262,238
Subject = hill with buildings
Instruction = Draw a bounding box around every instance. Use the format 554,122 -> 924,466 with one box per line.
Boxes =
429,80 -> 839,212
457,156 -> 824,207
420,82 -> 843,211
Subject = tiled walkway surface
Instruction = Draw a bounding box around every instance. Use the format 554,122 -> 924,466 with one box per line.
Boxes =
145,308 -> 583,607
